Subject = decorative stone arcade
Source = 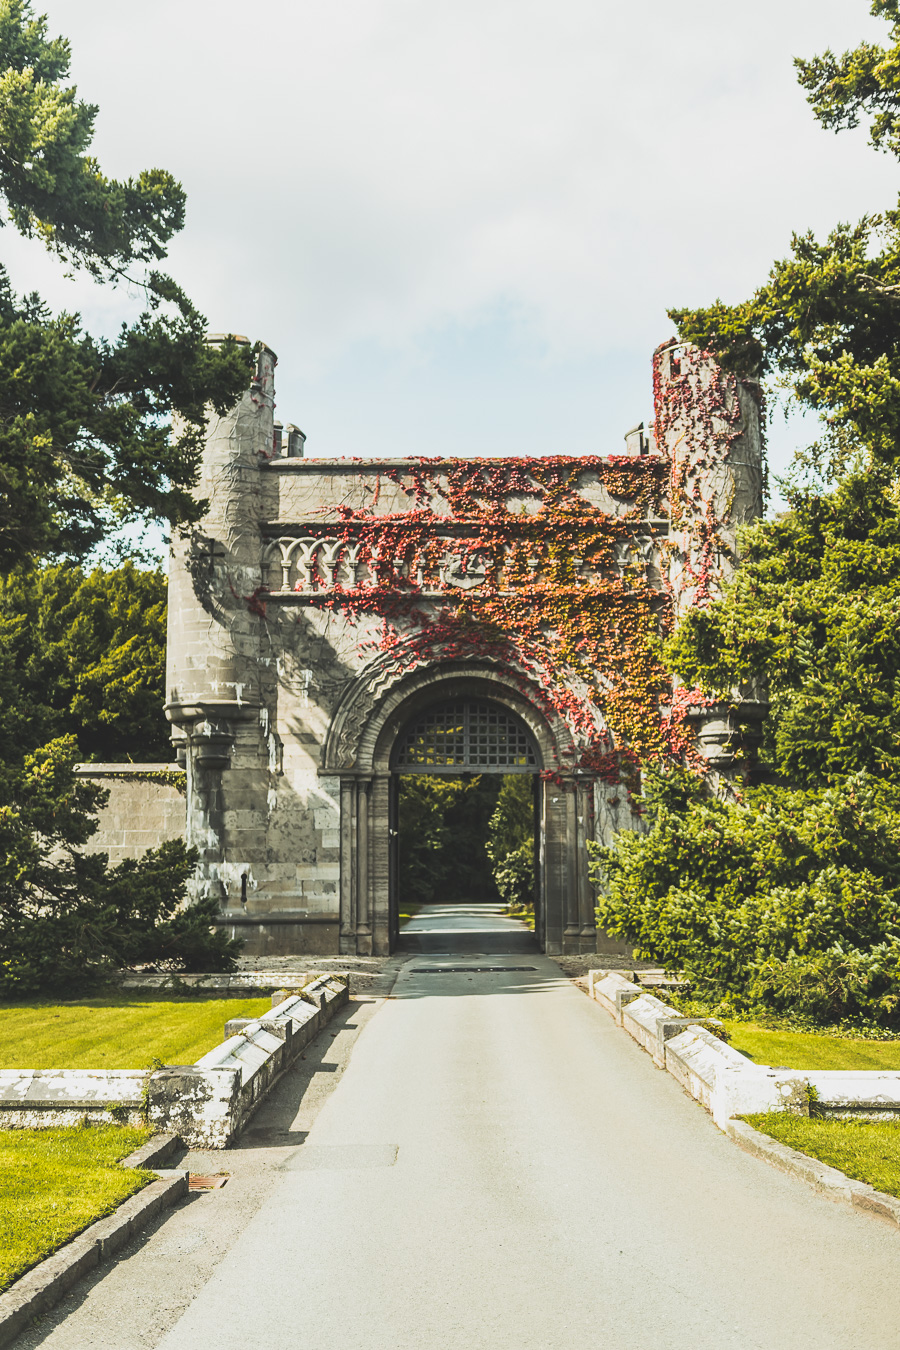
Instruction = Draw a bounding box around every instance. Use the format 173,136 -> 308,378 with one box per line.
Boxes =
165,338 -> 764,957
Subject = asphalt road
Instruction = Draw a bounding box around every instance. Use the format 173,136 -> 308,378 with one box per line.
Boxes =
152,905 -> 900,1350
22,904 -> 900,1349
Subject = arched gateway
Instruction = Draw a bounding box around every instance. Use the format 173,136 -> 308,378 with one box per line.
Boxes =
165,339 -> 764,957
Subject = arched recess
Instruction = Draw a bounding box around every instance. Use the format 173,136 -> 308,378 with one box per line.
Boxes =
321,652 -> 597,957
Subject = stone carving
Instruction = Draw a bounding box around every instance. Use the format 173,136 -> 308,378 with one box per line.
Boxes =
439,552 -> 489,589
613,532 -> 659,582
330,650 -> 411,768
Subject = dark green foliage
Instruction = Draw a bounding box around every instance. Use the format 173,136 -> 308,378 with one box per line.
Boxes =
98,842 -> 239,975
0,6 -> 250,990
0,561 -> 168,762
398,773 -> 536,909
601,4 -> 900,1028
0,0 -> 184,276
665,470 -> 900,786
669,212 -> 900,468
0,738 -> 239,996
669,3 -> 900,470
0,267 -> 251,569
795,1 -> 900,159
398,775 -> 502,905
590,768 -> 900,1025
492,843 -> 535,910
486,775 -> 535,908
0,1 -> 252,568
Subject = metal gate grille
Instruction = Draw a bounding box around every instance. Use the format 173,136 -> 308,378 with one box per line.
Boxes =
394,700 -> 537,772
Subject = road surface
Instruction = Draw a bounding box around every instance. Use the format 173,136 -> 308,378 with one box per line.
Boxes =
24,904 -> 900,1349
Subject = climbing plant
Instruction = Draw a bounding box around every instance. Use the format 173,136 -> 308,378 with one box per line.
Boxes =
295,346 -> 752,788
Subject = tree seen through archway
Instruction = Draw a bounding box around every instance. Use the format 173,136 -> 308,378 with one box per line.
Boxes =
398,774 -> 535,909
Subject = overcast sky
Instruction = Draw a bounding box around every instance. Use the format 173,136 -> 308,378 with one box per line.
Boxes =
8,0 -> 898,488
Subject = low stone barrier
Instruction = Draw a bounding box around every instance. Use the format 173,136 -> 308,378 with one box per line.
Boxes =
150,977 -> 349,1146
588,970 -> 900,1129
0,1070 -> 146,1130
116,971 -> 324,994
0,973 -> 349,1147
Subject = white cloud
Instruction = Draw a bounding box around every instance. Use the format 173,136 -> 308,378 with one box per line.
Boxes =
9,0 -> 898,469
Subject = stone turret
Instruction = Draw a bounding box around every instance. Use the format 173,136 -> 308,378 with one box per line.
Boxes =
166,339 -> 276,906
653,338 -> 764,611
653,339 -> 767,781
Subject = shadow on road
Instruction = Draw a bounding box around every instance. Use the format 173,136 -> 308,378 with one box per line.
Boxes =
396,928 -> 540,956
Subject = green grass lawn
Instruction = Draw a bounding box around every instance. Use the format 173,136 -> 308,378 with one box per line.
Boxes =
0,1125 -> 154,1291
0,994 -> 271,1069
724,1023 -> 900,1071
745,1113 -> 900,1199
506,904 -> 535,931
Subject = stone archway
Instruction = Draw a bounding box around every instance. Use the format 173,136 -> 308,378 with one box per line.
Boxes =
321,655 -> 597,957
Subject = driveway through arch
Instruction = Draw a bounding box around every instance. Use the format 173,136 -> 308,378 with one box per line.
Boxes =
322,659 -> 596,958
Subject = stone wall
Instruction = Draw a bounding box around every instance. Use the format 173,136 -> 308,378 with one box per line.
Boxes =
74,765 -> 186,863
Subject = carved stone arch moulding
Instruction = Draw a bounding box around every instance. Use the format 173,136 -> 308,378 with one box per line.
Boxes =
321,643 -> 578,776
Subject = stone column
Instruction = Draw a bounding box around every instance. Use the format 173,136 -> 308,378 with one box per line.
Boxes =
370,774 -> 390,955
542,782 -> 569,955
339,777 -> 356,955
576,779 -> 597,952
357,778 -> 374,956
563,782 -> 581,954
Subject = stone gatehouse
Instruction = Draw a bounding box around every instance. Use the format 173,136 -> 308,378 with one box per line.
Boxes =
159,338 -> 764,957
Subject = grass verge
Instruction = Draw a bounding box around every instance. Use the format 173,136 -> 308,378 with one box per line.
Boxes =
0,995 -> 271,1069
0,1125 -> 153,1292
745,1113 -> 900,1200
724,1023 -> 900,1071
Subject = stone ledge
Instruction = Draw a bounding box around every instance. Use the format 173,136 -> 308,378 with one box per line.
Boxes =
0,975 -> 350,1149
73,764 -> 184,777
116,971 -> 320,992
0,1160 -> 187,1349
588,968 -> 900,1128
0,1070 -> 147,1130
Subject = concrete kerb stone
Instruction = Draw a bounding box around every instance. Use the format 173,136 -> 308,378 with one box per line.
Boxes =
656,1017 -> 726,1070
726,1118 -> 900,1227
588,967 -> 900,1225
118,1132 -> 182,1171
0,1135 -> 188,1350
588,970 -> 641,1022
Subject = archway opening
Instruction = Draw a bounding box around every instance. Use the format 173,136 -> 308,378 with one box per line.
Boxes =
389,698 -> 541,953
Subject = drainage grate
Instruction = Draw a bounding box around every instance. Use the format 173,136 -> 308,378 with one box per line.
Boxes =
412,966 -> 537,973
